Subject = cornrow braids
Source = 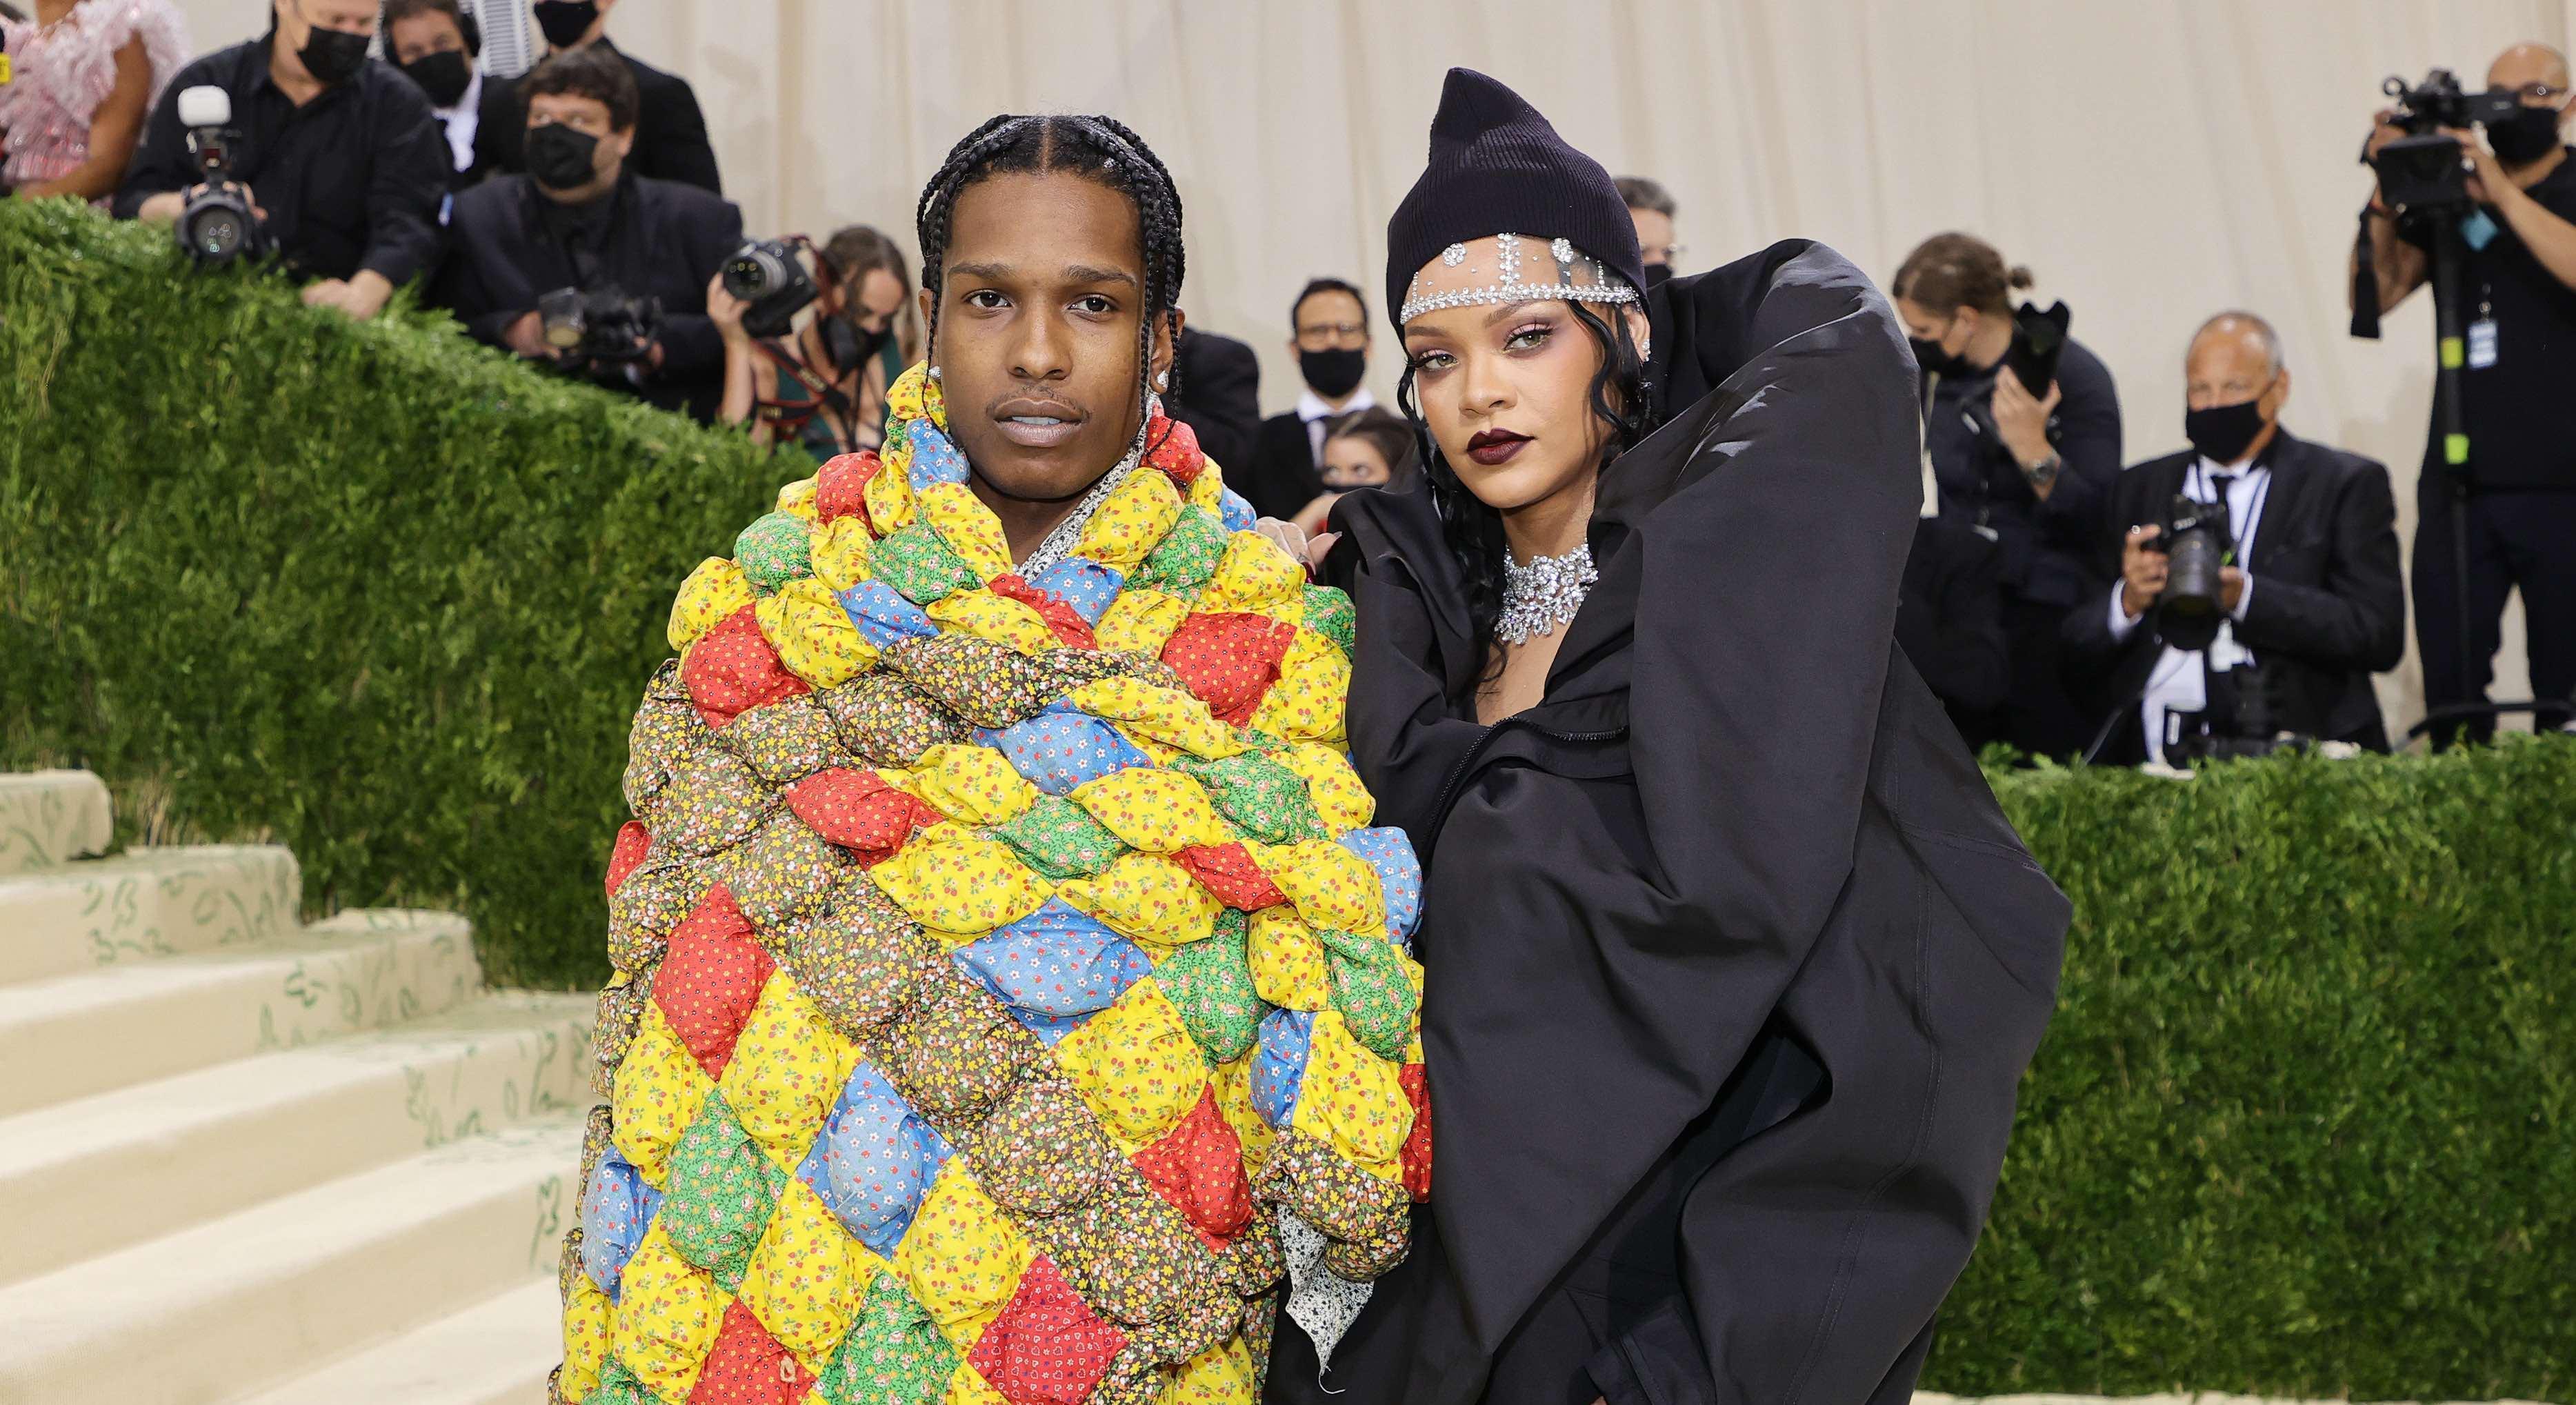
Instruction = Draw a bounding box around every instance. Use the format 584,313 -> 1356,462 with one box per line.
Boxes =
913,114 -> 1190,436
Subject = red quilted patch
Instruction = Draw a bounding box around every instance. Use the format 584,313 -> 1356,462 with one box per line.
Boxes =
1175,843 -> 1288,912
815,451 -> 880,528
782,768 -> 938,866
652,886 -> 776,1079
965,1254 -> 1128,1404
1130,1086 -> 1253,1248
990,573 -> 1099,650
1159,612 -> 1297,726
605,821 -> 652,898
681,605 -> 810,730
1144,413 -> 1207,488
1399,1062 -> 1432,1201
686,1299 -> 815,1405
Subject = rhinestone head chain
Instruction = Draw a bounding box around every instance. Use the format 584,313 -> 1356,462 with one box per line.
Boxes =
1401,231 -> 1640,326
1495,543 -> 1599,647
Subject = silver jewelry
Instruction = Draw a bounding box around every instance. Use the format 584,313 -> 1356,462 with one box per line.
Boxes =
1402,231 -> 1639,326
1012,397 -> 1159,578
1496,543 -> 1597,646
927,365 -> 941,381
1153,370 -> 1168,390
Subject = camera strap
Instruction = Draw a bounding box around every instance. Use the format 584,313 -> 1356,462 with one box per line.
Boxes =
2350,207 -> 2383,339
752,339 -> 860,448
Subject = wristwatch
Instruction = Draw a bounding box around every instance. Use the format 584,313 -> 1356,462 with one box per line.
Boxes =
2021,452 -> 2064,492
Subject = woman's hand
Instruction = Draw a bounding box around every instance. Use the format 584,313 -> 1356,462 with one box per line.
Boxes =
1990,371 -> 2063,477
706,272 -> 751,345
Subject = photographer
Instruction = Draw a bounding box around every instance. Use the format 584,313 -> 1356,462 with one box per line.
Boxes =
431,46 -> 739,419
2355,41 -> 2576,739
708,224 -> 915,460
2065,313 -> 2404,766
112,0 -> 449,320
1895,232 -> 2124,759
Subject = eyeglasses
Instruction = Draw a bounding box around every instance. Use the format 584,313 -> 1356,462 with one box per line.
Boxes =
2508,81 -> 2569,103
1645,243 -> 1687,264
1295,321 -> 1368,350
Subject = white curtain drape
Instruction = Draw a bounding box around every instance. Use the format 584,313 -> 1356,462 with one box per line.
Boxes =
172,0 -> 2576,733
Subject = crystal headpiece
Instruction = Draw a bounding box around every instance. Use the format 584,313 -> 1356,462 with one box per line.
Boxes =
1399,232 -> 1640,326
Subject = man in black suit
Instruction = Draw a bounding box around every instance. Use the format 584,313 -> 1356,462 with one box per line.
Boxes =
1242,277 -> 1378,520
431,47 -> 740,420
481,0 -> 723,195
1164,325 -> 1261,475
381,0 -> 505,192
2064,312 -> 2404,764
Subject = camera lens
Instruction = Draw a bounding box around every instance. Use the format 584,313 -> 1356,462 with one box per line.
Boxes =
721,248 -> 788,301
188,210 -> 244,257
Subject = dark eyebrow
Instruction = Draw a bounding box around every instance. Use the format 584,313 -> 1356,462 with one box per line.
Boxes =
946,261 -> 1012,282
1063,264 -> 1139,289
1483,299 -> 1549,327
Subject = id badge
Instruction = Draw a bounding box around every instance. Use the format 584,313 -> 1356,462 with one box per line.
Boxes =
2468,319 -> 2499,370
2462,209 -> 2502,250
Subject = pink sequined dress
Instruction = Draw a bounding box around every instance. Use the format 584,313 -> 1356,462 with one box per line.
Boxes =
0,0 -> 192,198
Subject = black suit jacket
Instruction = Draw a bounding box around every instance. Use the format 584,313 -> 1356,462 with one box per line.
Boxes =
481,38 -> 723,195
2061,429 -> 2405,761
1243,411 -> 1326,521
1164,328 -> 1261,478
430,172 -> 741,419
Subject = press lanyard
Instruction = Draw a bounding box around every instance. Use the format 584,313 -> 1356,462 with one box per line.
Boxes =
2190,461 -> 2270,571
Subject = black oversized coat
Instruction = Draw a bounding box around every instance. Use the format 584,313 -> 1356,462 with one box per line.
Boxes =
1266,242 -> 2070,1405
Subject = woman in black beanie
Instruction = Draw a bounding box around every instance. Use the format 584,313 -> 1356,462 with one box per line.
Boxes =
1264,70 -> 2069,1405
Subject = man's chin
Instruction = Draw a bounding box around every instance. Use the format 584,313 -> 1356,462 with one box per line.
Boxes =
956,435 -> 1124,505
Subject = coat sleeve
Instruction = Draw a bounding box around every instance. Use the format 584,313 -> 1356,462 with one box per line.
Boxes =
357,83 -> 455,288
651,195 -> 741,379
1174,335 -> 1263,476
2233,458 -> 2406,673
640,72 -> 724,195
2035,346 -> 2124,552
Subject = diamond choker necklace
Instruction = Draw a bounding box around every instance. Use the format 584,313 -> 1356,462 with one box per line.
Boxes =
1496,543 -> 1597,646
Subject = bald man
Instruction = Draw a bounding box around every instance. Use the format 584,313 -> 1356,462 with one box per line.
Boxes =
2356,40 -> 2576,740
2064,313 -> 2404,766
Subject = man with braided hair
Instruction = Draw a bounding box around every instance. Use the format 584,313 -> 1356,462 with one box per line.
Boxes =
550,112 -> 1427,1405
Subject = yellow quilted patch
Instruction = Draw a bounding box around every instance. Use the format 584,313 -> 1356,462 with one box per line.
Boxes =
735,1174 -> 877,1371
757,577 -> 879,689
1052,977 -> 1208,1150
1094,586 -> 1191,657
926,589 -> 1060,656
717,973 -> 855,1173
1248,628 -> 1350,745
871,822 -> 1050,939
1187,461 -> 1232,515
775,475 -> 821,522
1069,766 -> 1231,854
887,360 -> 941,428
892,1159 -> 1032,1353
943,1362 -> 1012,1404
1253,839 -> 1386,937
1199,532 -> 1305,613
1291,1010 -> 1411,1182
918,481 -> 1015,581
1057,851 -> 1221,952
1072,466 -> 1184,570
1247,907 -> 1330,1011
668,557 -> 757,652
612,1222 -> 726,1402
1212,1050 -> 1276,1174
809,517 -> 875,592
865,455 -> 917,534
558,1271 -> 614,1402
1274,744 -> 1375,831
611,1002 -> 713,1189
1068,677 -> 1247,760
1166,1334 -> 1258,1403
908,744 -> 1041,826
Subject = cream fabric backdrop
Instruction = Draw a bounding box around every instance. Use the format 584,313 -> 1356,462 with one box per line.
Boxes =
172,0 -> 2576,734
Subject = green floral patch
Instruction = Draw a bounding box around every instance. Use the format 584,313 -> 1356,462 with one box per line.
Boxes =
1172,751 -> 1329,845
1132,505 -> 1230,595
657,1089 -> 783,1295
1321,929 -> 1416,1062
1156,908 -> 1263,1063
734,511 -> 812,595
989,795 -> 1127,879
815,1272 -> 961,1405
579,1357 -> 659,1405
1301,585 -> 1356,657
870,521 -> 981,605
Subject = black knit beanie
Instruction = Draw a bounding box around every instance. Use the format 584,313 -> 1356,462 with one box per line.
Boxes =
1383,68 -> 1647,333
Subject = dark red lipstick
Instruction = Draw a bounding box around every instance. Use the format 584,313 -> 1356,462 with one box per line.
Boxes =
1465,428 -> 1531,466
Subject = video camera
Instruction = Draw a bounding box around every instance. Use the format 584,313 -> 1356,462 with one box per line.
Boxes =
174,86 -> 263,264
2146,492 -> 2234,652
721,237 -> 825,339
2370,68 -> 2523,212
538,286 -> 663,371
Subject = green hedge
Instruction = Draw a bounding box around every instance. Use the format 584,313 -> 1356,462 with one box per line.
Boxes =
6,201 -> 2570,1397
0,198 -> 775,988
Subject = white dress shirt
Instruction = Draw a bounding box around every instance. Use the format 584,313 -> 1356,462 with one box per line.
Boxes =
435,67 -> 484,176
1296,385 -> 1377,464
2108,456 -> 2271,763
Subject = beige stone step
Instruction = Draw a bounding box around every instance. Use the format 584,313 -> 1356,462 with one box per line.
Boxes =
0,991 -> 593,1284
0,908 -> 481,1119
0,1110 -> 589,1405
0,844 -> 301,986
229,1276 -> 563,1405
0,769 -> 112,875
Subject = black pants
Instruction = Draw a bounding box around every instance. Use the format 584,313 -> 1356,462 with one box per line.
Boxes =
1957,595 -> 2095,761
2413,484 -> 2576,744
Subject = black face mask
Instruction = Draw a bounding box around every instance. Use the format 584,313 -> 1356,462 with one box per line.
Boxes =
526,122 -> 602,191
295,21 -> 372,86
824,317 -> 890,372
1299,346 -> 1366,399
398,50 -> 473,108
1643,262 -> 1674,289
1910,335 -> 1975,379
2487,103 -> 2566,166
2184,388 -> 2273,466
532,0 -> 599,50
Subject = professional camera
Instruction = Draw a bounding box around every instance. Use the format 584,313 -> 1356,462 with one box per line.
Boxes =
538,286 -> 663,368
2370,68 -> 2523,212
173,86 -> 263,264
2164,664 -> 2310,764
2004,299 -> 2070,397
2147,492 -> 2235,651
721,237 -> 823,339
